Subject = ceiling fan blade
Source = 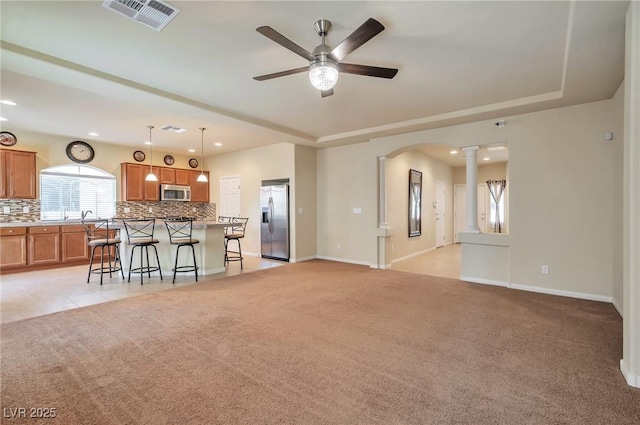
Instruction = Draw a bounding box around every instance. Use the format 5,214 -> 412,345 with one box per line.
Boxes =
329,18 -> 385,62
256,26 -> 316,61
338,63 -> 398,79
321,89 -> 334,98
253,67 -> 309,81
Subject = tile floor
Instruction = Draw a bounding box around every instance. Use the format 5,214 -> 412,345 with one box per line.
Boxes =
0,245 -> 462,324
0,255 -> 285,324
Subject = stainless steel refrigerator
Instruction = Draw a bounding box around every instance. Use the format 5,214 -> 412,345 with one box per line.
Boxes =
260,182 -> 289,261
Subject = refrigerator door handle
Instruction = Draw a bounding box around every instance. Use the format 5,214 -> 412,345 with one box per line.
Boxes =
268,197 -> 274,233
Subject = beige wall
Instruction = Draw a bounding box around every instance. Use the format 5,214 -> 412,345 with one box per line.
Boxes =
318,96 -> 620,299
612,83 -> 625,313
208,143 -> 295,259
294,145 -> 317,261
386,150 -> 454,261
453,162 -> 508,185
2,129 -> 198,201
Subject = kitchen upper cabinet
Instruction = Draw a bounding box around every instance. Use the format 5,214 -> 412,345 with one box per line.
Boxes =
189,171 -> 210,203
175,169 -> 190,186
160,168 -> 175,184
121,163 -> 159,201
0,227 -> 28,269
0,149 -> 36,199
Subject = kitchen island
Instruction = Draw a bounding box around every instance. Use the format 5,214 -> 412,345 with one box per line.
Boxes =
114,220 -> 232,278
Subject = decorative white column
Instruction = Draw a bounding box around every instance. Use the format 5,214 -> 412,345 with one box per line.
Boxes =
378,156 -> 388,228
462,146 -> 480,233
376,156 -> 392,269
622,0 -> 640,389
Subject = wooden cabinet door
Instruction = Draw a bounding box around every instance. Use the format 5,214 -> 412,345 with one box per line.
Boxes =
160,167 -> 175,184
8,150 -> 36,199
0,227 -> 27,269
61,226 -> 88,262
0,151 -> 7,199
175,169 -> 190,185
144,175 -> 159,201
122,163 -> 145,201
28,226 -> 60,265
190,171 -> 210,203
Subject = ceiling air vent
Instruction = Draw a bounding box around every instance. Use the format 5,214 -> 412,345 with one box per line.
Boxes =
102,0 -> 180,31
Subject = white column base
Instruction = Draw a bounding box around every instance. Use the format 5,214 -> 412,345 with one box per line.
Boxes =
620,359 -> 640,388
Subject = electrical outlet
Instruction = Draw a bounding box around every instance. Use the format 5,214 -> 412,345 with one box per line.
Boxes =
541,265 -> 549,275
124,207 -> 131,213
298,208 -> 303,214
353,208 -> 362,214
192,207 -> 196,212
3,207 -> 9,214
337,243 -> 341,250
23,206 -> 29,213
148,207 -> 153,213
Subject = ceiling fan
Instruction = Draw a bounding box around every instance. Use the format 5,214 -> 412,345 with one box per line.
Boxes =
253,18 -> 398,98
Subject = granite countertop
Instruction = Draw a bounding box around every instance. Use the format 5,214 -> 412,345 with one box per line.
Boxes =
0,219 -> 229,229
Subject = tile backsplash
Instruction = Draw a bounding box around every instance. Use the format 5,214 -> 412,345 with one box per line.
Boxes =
0,199 -> 216,223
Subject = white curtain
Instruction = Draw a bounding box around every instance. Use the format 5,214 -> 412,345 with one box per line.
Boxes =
487,180 -> 506,233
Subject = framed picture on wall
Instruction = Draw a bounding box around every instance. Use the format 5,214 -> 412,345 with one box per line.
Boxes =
408,169 -> 422,237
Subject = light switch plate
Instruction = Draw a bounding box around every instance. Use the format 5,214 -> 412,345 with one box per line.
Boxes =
3,207 -> 10,214
23,206 -> 30,213
124,207 -> 131,213
353,208 -> 362,214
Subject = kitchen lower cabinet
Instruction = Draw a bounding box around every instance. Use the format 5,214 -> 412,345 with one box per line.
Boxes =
28,226 -> 60,266
61,225 -> 89,263
0,224 -> 93,274
0,227 -> 28,269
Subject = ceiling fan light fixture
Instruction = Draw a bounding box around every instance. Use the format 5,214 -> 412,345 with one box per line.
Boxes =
309,61 -> 338,91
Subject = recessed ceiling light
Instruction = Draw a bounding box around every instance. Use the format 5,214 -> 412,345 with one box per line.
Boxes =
449,150 -> 458,155
188,149 -> 196,153
487,146 -> 506,152
214,142 -> 223,147
145,141 -> 152,145
0,117 -> 7,121
0,100 -> 16,106
483,157 -> 491,161
88,132 -> 99,137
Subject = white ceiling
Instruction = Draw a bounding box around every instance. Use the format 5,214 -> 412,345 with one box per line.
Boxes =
0,1 -> 628,159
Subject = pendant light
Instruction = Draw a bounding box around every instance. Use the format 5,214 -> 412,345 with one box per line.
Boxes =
145,125 -> 158,182
197,127 -> 208,183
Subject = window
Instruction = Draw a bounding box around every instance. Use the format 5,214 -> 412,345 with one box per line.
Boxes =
40,165 -> 116,221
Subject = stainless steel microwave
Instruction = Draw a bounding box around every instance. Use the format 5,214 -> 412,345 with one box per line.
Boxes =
161,184 -> 191,202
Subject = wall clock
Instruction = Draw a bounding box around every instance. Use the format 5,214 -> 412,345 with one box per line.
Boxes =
188,158 -> 199,168
164,154 -> 175,166
0,131 -> 17,147
66,141 -> 95,163
133,150 -> 146,162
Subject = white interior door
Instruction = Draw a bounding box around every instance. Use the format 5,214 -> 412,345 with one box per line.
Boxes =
219,176 -> 241,217
435,180 -> 446,247
454,184 -> 487,241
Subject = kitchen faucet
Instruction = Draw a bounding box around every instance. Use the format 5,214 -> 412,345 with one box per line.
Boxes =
81,210 -> 92,220
63,207 -> 69,220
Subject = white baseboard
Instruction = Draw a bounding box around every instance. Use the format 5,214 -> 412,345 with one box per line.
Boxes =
459,276 -> 509,288
316,255 -> 370,267
372,263 -> 392,270
290,255 -> 317,263
611,297 -> 624,318
620,359 -> 640,388
510,283 -> 612,303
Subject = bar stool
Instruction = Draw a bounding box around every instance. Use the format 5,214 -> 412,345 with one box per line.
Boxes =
122,218 -> 163,285
165,218 -> 199,283
82,218 -> 124,285
224,217 -> 249,269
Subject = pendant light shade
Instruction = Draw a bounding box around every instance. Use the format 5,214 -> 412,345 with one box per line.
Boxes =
145,125 -> 158,182
197,127 -> 208,183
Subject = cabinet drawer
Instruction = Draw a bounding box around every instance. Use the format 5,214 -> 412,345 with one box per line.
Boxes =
0,227 -> 27,236
62,225 -> 86,233
29,226 -> 60,234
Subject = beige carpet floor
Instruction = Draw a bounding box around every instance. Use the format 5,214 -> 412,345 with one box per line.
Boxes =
1,260 -> 639,424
